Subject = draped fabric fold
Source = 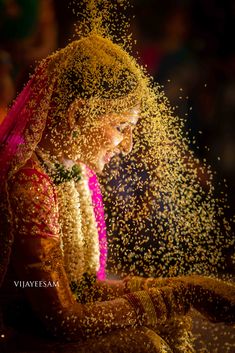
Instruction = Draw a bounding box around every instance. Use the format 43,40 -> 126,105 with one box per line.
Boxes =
0,61 -> 53,285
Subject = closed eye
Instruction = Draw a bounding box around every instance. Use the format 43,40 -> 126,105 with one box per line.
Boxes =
115,122 -> 135,133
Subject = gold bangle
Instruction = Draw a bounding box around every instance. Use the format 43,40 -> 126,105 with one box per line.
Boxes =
148,288 -> 168,323
124,290 -> 158,327
124,276 -> 145,292
135,291 -> 158,327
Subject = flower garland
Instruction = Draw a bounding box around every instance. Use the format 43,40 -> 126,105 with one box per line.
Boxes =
52,163 -> 82,184
56,180 -> 85,283
75,164 -> 100,276
35,148 -> 100,283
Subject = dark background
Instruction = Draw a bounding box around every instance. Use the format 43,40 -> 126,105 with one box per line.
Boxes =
133,0 -> 235,215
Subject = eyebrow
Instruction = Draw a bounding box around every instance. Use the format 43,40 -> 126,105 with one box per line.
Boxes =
110,113 -> 139,125
129,121 -> 137,126
118,120 -> 137,127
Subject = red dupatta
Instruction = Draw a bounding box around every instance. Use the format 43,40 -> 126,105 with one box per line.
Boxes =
0,61 -> 54,285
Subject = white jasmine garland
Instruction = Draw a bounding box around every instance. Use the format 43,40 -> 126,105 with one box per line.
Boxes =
76,164 -> 100,275
35,148 -> 100,283
57,165 -> 99,283
57,180 -> 85,283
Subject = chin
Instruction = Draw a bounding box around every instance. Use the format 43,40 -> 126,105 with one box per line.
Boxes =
95,162 -> 106,174
85,160 -> 105,175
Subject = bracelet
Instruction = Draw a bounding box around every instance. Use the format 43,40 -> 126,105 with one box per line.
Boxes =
123,276 -> 145,293
124,290 -> 158,327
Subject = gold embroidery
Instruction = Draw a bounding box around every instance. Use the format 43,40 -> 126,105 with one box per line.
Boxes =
9,162 -> 60,239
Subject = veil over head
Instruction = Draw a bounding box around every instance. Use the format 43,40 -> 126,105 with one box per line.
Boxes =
0,61 -> 54,284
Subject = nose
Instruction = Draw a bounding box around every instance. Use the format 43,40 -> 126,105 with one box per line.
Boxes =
119,126 -> 133,155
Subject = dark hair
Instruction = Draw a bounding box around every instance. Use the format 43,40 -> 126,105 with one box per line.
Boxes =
48,34 -> 143,121
60,65 -> 138,105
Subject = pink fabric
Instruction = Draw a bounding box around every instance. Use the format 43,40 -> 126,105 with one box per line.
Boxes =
86,166 -> 107,280
0,65 -> 47,188
0,78 -> 34,187
0,65 -> 49,285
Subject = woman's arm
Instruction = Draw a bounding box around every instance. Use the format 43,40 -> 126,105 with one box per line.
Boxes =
8,165 -> 138,340
122,275 -> 235,324
8,164 -> 194,341
9,164 -> 233,342
11,233 -> 193,341
11,235 -> 137,341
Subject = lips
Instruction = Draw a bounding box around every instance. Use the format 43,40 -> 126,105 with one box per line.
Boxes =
103,152 -> 115,163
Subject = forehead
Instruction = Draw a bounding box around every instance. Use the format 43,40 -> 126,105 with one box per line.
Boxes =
103,107 -> 140,125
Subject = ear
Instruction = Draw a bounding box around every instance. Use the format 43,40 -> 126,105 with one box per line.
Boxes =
67,98 -> 84,129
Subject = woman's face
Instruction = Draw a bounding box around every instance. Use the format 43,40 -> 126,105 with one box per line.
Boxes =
73,107 -> 139,174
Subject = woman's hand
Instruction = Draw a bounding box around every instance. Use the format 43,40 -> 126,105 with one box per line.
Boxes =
180,275 -> 235,324
123,274 -> 235,324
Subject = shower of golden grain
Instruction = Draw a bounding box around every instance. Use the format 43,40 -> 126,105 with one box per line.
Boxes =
41,1 -> 234,350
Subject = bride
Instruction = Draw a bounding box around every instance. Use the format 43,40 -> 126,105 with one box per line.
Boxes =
0,33 -> 234,353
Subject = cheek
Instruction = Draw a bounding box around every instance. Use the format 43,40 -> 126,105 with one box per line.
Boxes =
102,128 -> 123,148
81,126 -> 122,154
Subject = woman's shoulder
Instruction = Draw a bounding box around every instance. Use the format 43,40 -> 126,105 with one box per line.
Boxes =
8,154 -> 56,206
7,154 -> 60,239
9,154 -> 53,191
